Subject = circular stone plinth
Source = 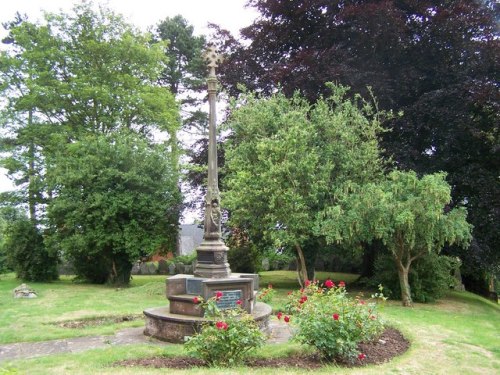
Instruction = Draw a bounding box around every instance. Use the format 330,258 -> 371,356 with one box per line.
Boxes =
143,302 -> 272,343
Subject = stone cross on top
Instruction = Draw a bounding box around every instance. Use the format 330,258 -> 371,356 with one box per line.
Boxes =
204,45 -> 223,77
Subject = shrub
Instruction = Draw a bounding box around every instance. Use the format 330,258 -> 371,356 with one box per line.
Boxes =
281,280 -> 384,361
227,229 -> 261,273
185,293 -> 266,367
257,284 -> 276,303
263,249 -> 295,271
4,218 -> 58,282
372,252 -> 458,303
173,253 -> 196,265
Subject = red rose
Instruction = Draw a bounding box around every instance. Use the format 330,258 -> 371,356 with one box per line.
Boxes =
236,299 -> 242,305
358,353 -> 366,360
333,313 -> 339,321
284,315 -> 290,323
215,291 -> 223,300
339,281 -> 345,288
305,280 -> 311,287
324,280 -> 335,288
277,312 -> 283,320
216,321 -> 228,330
193,296 -> 200,304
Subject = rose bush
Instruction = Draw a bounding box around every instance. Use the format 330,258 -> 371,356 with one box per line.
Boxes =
185,293 -> 266,367
281,280 -> 385,361
257,284 -> 276,303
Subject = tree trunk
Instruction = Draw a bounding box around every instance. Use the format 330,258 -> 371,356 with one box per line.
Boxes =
295,243 -> 308,287
397,261 -> 412,307
303,239 -> 318,282
27,109 -> 37,224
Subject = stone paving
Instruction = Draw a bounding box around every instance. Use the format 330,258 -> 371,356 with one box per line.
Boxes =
0,319 -> 292,362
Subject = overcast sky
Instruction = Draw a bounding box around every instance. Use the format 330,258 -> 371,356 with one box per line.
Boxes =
0,0 -> 259,193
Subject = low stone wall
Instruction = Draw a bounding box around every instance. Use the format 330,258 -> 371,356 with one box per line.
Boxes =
131,260 -> 194,276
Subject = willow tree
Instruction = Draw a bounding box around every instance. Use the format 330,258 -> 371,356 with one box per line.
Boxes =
317,171 -> 473,306
223,85 -> 387,285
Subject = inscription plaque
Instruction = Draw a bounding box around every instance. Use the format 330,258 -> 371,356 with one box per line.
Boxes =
197,252 -> 214,263
216,290 -> 242,309
186,278 -> 204,295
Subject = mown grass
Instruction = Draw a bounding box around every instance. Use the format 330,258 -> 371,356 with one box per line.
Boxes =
1,271 -> 499,374
0,273 -> 167,344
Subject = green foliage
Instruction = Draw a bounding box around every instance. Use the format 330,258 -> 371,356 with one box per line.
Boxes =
185,295 -> 266,367
0,1 -> 180,233
372,252 -> 459,303
221,0 -> 499,291
227,243 -> 260,273
3,215 -> 58,282
0,207 -> 20,274
224,84 -> 387,283
284,280 -> 384,361
156,15 -> 206,92
46,131 -> 181,285
172,253 -> 196,265
227,228 -> 261,273
263,249 -> 295,271
256,284 -> 276,303
318,170 -> 473,306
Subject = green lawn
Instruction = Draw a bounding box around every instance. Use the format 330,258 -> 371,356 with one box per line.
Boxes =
1,271 -> 499,374
0,273 -> 166,344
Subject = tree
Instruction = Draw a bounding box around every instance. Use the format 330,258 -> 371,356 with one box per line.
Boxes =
0,3 -> 182,282
0,13 -> 62,223
0,2 -> 180,222
46,131 -> 181,285
223,85 -> 387,285
0,205 -> 24,274
217,0 -> 499,290
317,171 -> 473,306
154,15 -> 208,218
1,207 -> 58,281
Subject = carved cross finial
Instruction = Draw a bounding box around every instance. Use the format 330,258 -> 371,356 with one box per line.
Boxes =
204,45 -> 223,76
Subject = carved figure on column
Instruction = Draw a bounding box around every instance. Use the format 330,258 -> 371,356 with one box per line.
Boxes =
204,196 -> 221,239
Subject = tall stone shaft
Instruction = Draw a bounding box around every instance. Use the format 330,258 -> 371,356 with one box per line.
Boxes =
193,46 -> 231,278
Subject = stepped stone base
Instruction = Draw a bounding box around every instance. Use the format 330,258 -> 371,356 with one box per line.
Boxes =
143,302 -> 272,343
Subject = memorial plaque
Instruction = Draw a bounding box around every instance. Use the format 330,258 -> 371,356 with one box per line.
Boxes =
186,278 -> 204,295
216,290 -> 242,309
197,252 -> 214,263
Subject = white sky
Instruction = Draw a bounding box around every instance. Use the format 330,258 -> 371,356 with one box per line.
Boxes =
0,0 -> 259,194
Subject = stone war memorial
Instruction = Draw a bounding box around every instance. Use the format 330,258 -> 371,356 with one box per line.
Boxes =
143,46 -> 272,343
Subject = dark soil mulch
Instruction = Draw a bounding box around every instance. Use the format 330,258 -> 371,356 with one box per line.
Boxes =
115,327 -> 409,369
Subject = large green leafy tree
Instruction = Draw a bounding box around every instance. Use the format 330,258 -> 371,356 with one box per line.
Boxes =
0,2 -> 181,282
224,85 -> 386,284
154,15 -> 208,215
217,0 -> 499,289
46,131 -> 181,285
1,3 -> 179,217
317,171 -> 473,306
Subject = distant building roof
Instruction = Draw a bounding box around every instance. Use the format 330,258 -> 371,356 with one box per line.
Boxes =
179,224 -> 204,255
